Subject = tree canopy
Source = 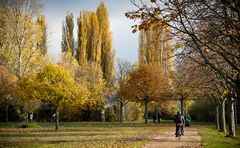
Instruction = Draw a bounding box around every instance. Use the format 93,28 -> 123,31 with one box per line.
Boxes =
35,64 -> 88,111
123,64 -> 171,102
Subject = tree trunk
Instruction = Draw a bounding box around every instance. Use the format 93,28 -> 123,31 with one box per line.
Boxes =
180,98 -> 184,116
119,99 -> 123,124
5,102 -> 9,122
156,103 -> 159,123
234,102 -> 238,129
215,104 -> 220,130
156,103 -> 160,123
26,112 -> 29,124
144,97 -> 148,124
17,49 -> 22,78
55,110 -> 59,130
101,109 -> 105,122
228,97 -> 236,137
219,99 -> 227,133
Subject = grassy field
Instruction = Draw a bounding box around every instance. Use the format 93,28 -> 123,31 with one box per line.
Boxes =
0,121 -> 170,148
3,120 -> 236,148
198,127 -> 240,148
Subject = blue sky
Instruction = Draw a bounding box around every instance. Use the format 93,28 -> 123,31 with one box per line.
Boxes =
40,0 -> 139,63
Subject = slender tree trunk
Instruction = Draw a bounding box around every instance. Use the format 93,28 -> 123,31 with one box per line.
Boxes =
144,97 -> 148,124
17,48 -> 22,78
156,103 -> 160,123
234,102 -> 238,129
228,96 -> 236,137
180,98 -> 184,116
215,104 -> 220,130
55,110 -> 59,130
26,112 -> 29,124
219,99 -> 227,133
5,102 -> 9,122
119,99 -> 123,124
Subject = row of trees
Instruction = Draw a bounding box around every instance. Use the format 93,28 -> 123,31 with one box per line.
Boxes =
126,0 -> 240,137
60,2 -> 176,124
60,2 -> 117,123
61,2 -> 115,84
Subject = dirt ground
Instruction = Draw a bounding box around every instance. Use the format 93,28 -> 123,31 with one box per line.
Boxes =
143,126 -> 202,148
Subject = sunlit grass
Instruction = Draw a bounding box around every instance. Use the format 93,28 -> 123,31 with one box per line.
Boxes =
0,121 -> 169,147
198,127 -> 240,148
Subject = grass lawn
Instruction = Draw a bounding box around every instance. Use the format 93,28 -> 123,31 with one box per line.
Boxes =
198,127 -> 240,148
0,121 -> 169,148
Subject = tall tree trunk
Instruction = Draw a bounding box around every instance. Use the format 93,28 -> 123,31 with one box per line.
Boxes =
5,96 -> 11,122
228,96 -> 236,137
180,98 -> 184,116
234,102 -> 238,129
26,112 -> 29,124
119,99 -> 123,124
5,102 -> 9,122
156,103 -> 160,123
219,99 -> 227,133
215,104 -> 220,130
144,97 -> 148,124
17,48 -> 22,78
55,110 -> 59,130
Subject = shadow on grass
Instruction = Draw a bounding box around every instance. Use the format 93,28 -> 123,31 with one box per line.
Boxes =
0,121 -> 169,128
0,132 -> 116,138
0,136 -> 149,146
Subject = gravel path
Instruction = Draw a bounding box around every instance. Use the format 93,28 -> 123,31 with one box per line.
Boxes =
143,126 -> 202,148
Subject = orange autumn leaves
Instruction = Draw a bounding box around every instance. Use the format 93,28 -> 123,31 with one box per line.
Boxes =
0,66 -> 16,98
123,64 -> 171,102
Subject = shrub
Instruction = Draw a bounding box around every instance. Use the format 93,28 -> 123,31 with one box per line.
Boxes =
105,106 -> 117,122
20,123 -> 39,128
189,100 -> 215,122
125,102 -> 144,121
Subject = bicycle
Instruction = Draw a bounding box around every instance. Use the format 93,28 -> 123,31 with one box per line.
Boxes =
176,123 -> 182,140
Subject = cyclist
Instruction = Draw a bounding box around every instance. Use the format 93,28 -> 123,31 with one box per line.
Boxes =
174,111 -> 183,137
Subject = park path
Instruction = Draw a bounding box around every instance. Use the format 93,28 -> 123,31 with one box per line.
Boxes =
143,126 -> 202,148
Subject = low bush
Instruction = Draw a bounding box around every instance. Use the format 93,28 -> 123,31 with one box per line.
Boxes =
20,123 -> 39,128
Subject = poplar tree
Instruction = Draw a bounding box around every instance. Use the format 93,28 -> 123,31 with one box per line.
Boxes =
96,2 -> 114,82
76,11 -> 89,67
76,2 -> 114,82
61,12 -> 74,56
36,15 -> 47,55
139,28 -> 158,64
138,26 -> 173,72
87,12 -> 101,70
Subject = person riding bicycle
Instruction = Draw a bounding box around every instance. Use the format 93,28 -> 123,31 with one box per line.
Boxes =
174,111 -> 184,137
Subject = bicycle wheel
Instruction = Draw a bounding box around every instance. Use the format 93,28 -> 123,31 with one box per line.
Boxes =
178,130 -> 181,140
177,125 -> 181,140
